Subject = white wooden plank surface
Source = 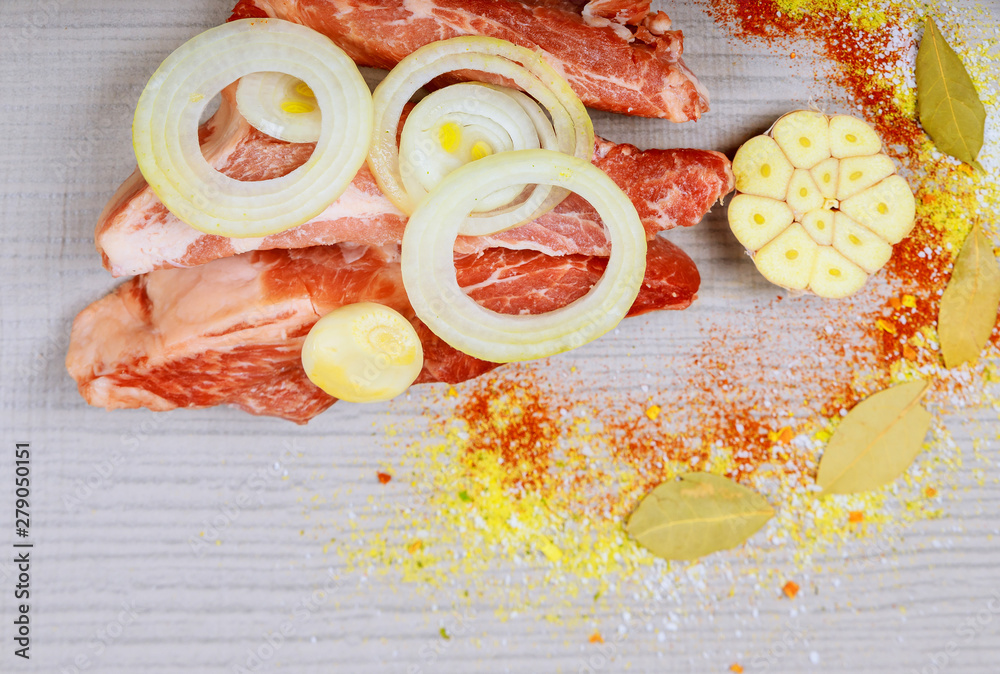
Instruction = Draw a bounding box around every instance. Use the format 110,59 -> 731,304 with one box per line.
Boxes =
1,1 -> 999,672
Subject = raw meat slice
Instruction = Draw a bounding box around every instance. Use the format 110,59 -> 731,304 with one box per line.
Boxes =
67,237 -> 698,423
578,0 -> 651,24
229,0 -> 708,120
97,86 -> 733,277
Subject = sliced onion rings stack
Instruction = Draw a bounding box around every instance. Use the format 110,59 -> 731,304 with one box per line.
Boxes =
368,36 -> 595,233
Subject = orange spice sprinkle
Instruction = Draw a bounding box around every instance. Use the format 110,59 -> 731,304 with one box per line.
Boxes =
876,319 -> 897,335
731,665 -> 745,674
848,511 -> 864,524
769,427 -> 794,443
706,0 -> 922,151
783,581 -> 800,599
333,0 -> 1000,615
407,540 -> 423,554
589,632 -> 604,644
454,373 -> 560,492
377,472 -> 392,484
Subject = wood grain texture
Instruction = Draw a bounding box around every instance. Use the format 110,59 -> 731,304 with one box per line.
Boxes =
1,1 -> 999,672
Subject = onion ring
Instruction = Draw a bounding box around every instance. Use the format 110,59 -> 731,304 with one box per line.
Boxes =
401,149 -> 647,363
132,18 -> 373,238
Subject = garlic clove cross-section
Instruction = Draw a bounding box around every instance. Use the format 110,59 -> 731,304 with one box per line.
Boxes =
772,110 -> 831,168
801,208 -> 835,246
810,157 -> 840,201
728,195 -> 795,251
829,115 -> 883,158
732,135 -> 795,200
755,224 -> 819,291
809,247 -> 869,298
786,169 -> 826,215
836,154 -> 896,200
831,212 -> 893,274
727,110 -> 916,298
840,175 -> 916,244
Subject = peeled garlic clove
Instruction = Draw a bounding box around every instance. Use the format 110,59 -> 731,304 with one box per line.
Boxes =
786,168 -> 826,216
809,157 -> 841,201
829,115 -> 882,158
754,224 -> 819,291
801,208 -> 835,246
301,302 -> 423,403
808,247 -> 869,298
832,212 -> 893,273
733,135 -> 795,200
840,175 -> 916,244
836,154 -> 897,200
728,194 -> 795,251
772,110 -> 831,169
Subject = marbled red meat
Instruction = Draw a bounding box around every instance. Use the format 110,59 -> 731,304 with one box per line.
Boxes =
96,86 -> 733,277
229,0 -> 708,120
67,237 -> 698,423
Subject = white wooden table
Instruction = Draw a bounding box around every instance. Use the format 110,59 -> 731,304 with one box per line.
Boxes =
1,1 -> 998,671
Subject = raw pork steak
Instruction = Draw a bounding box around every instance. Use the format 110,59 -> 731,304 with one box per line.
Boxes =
230,0 -> 708,120
67,237 -> 698,423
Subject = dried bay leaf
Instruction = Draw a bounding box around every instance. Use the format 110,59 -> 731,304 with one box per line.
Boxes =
939,225 -> 1000,368
916,18 -> 986,171
625,472 -> 773,561
817,380 -> 932,495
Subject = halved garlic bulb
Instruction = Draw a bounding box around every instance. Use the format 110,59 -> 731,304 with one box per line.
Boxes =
728,111 -> 916,298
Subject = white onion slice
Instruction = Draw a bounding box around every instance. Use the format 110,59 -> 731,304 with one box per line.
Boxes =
132,18 -> 373,239
401,149 -> 647,363
369,36 -> 594,229
236,72 -> 323,143
400,83 -> 552,212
